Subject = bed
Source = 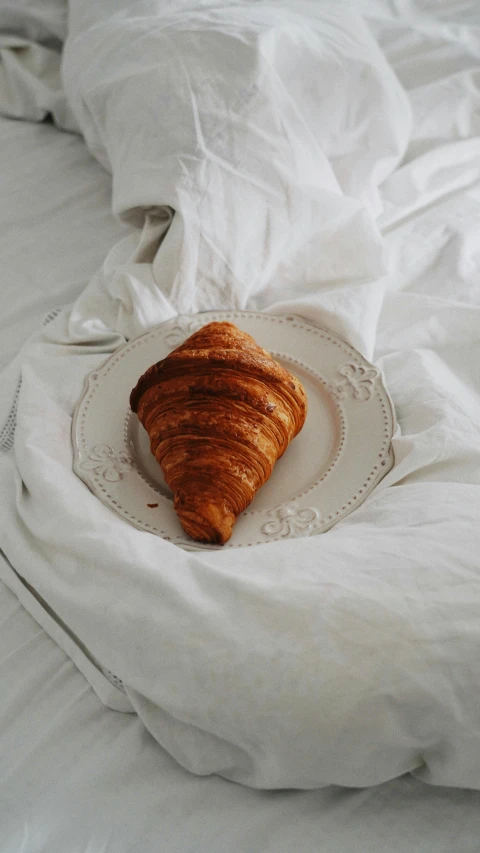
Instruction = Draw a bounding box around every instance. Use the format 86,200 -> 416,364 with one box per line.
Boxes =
1,0 -> 480,849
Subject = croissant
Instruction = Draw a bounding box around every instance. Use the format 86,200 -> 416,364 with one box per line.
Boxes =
130,321 -> 307,545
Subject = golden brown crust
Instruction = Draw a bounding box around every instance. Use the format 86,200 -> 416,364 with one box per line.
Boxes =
130,321 -> 307,544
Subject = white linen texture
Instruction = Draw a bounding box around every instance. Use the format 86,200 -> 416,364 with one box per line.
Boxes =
1,0 -> 480,792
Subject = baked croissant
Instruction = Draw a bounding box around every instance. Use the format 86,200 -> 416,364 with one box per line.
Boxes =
130,321 -> 307,545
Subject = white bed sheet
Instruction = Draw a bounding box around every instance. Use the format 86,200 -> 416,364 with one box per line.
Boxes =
2,0 -> 477,790
0,117 -> 128,373
2,0 -> 480,847
2,562 -> 480,853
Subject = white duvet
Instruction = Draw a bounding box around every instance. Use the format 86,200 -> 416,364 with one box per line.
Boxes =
1,0 -> 480,790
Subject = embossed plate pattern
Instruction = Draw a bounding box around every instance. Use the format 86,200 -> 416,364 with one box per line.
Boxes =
72,312 -> 395,551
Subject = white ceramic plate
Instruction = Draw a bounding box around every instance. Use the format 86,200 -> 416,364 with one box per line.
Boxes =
72,312 -> 395,550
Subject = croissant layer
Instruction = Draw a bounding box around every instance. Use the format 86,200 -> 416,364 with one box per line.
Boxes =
130,321 -> 307,544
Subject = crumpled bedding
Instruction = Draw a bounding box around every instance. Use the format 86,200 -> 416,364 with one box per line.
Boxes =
1,0 -> 480,791
0,0 -> 77,129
